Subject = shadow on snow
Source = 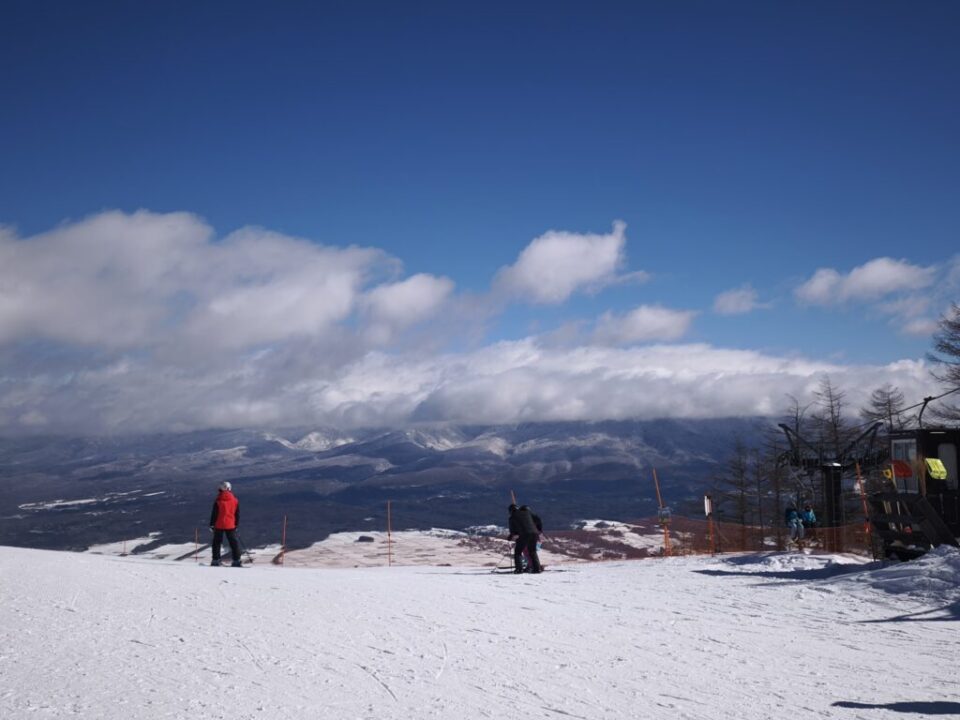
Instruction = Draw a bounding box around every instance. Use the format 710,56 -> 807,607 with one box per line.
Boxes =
833,701 -> 960,715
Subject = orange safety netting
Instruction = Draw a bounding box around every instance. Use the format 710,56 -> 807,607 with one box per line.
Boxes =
536,516 -> 874,560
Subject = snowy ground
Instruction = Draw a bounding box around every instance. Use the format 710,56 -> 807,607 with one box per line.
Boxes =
85,527 -> 609,568
2,545 -> 959,720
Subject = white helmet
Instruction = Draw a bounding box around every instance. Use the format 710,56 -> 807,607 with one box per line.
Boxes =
218,481 -> 232,492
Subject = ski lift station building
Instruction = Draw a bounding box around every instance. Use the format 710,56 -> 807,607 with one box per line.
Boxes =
885,426 -> 960,537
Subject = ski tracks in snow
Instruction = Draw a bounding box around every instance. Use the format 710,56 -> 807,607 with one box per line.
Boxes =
2,548 -> 959,719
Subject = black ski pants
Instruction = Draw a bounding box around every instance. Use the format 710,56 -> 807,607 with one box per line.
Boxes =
212,528 -> 241,563
513,533 -> 542,573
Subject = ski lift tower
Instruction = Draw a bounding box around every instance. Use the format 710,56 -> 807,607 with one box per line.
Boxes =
778,422 -> 883,551
652,468 -> 672,556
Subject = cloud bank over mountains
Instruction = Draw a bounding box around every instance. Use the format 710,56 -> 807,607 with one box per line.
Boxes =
0,211 -> 952,434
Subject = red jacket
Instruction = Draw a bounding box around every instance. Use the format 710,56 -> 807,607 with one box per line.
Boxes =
210,490 -> 239,530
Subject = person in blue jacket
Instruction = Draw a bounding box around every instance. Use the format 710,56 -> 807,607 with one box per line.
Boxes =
800,504 -> 817,529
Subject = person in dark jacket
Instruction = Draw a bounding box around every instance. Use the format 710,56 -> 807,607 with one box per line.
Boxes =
508,504 -> 542,574
521,507 -> 544,570
209,481 -> 242,567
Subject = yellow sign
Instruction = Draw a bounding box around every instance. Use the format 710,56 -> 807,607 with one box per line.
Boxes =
926,458 -> 948,481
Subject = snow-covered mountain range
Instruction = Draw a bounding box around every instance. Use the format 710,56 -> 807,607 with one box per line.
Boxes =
0,418 -> 764,552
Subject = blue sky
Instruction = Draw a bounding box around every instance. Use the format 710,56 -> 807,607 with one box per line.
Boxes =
0,1 -> 958,434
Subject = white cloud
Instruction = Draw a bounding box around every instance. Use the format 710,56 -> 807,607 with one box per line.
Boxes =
878,295 -> 930,320
795,257 -> 935,305
902,318 -> 939,337
180,227 -> 392,351
0,331 -> 938,435
358,342 -> 934,427
0,210 -> 211,347
593,305 -> 696,345
794,256 -> 960,338
947,255 -> 960,287
361,273 -> 455,345
0,212 -> 945,435
713,286 -> 761,315
494,221 -> 641,304
0,211 -> 395,354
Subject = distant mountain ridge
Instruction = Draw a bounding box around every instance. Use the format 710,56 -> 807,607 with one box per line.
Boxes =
0,418 -> 767,551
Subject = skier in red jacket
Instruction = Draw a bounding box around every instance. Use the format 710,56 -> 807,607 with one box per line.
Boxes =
209,481 -> 242,567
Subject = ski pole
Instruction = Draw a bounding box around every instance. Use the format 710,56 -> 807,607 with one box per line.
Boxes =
492,541 -> 514,572
235,532 -> 254,564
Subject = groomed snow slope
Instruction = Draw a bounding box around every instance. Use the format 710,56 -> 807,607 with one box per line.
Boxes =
2,546 -> 959,720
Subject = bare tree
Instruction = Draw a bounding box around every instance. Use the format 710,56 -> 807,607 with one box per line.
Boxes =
752,448 -> 767,550
811,375 -> 853,459
782,394 -> 812,446
760,423 -> 789,550
712,436 -> 752,549
928,303 -> 960,421
860,383 -> 912,431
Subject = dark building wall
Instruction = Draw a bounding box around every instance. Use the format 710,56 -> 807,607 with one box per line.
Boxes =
888,428 -> 960,535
